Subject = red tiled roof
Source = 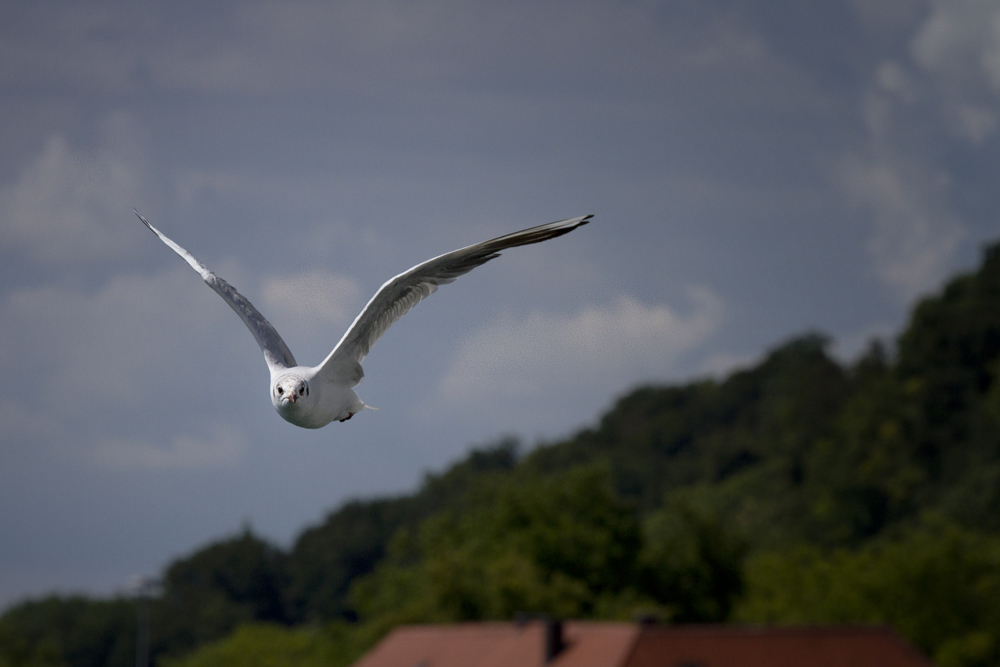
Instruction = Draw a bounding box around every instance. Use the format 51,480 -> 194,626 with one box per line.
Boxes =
557,623 -> 641,667
351,622 -> 935,667
352,621 -> 639,667
624,626 -> 935,667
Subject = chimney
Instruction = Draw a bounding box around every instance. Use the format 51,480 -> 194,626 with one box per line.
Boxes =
514,612 -> 566,663
544,618 -> 564,663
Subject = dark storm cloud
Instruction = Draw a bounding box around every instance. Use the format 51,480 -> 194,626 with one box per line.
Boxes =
2,0 -> 999,607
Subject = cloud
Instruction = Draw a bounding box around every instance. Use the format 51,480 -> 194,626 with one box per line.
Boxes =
260,270 -> 362,339
840,155 -> 963,301
0,1 -> 777,105
0,117 -> 145,265
911,1 -> 1000,91
0,264 -> 254,448
697,351 -> 761,380
875,61 -> 916,103
436,290 -> 723,410
144,1 -> 666,95
950,103 -> 999,145
847,3 -> 997,304
907,1 -> 1000,146
0,5 -> 141,90
93,427 -> 243,470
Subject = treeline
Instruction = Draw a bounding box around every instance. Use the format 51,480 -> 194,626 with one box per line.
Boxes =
6,243 -> 1000,667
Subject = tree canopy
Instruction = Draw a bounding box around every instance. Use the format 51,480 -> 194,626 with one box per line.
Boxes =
8,241 -> 1000,667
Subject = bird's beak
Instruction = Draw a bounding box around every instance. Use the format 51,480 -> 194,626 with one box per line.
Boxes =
287,394 -> 296,404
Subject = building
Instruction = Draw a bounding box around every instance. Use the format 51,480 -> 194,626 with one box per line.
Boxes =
351,620 -> 935,667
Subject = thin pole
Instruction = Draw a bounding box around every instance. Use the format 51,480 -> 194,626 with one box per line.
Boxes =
135,594 -> 149,667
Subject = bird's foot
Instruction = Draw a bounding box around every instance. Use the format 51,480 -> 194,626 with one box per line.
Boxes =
339,411 -> 356,423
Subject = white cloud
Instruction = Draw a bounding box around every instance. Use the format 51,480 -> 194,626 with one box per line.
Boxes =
911,1 -> 1000,91
0,6 -> 140,90
93,427 -> 243,470
907,1 -> 1000,145
260,269 -> 362,336
862,92 -> 895,141
175,169 -> 289,208
846,1 -> 1000,304
875,61 -> 916,102
437,290 -> 723,409
849,0 -> 924,34
0,118 -> 145,265
697,351 -> 760,380
2,268 -> 216,401
0,1 -> 778,104
143,1 -> 664,94
840,155 -> 964,301
951,103 -> 999,144
0,264 -> 257,449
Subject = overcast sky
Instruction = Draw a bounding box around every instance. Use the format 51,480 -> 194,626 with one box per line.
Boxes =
2,0 -> 999,609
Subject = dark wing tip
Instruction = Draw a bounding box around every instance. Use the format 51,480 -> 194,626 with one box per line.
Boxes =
553,214 -> 593,232
566,214 -> 593,229
134,209 -> 156,235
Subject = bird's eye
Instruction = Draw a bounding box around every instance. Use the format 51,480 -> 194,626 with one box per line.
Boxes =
298,387 -> 304,396
277,387 -> 283,394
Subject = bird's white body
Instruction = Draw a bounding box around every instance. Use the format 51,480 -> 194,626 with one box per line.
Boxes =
270,366 -> 368,429
137,211 -> 591,429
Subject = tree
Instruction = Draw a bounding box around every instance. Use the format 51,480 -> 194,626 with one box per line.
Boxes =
897,242 -> 1000,482
350,466 -> 650,625
737,521 -> 1000,667
160,623 -> 366,667
638,499 -> 746,622
286,438 -> 521,623
0,596 -> 134,667
153,529 -> 289,660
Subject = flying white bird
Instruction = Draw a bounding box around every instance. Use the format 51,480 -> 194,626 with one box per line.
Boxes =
136,211 -> 592,428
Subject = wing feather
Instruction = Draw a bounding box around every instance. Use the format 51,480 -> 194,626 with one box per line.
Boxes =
316,215 -> 592,385
136,211 -> 297,373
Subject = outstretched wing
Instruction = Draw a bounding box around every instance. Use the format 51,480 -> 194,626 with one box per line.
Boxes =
136,211 -> 297,373
316,215 -> 592,386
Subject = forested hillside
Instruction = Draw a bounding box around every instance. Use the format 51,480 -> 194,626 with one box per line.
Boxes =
6,243 -> 1000,667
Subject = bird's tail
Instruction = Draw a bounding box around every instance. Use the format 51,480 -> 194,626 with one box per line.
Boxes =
352,396 -> 379,413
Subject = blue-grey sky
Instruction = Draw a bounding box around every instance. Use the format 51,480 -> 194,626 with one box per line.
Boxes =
2,0 -> 999,609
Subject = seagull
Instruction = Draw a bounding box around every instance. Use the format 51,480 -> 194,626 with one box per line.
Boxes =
136,211 -> 592,429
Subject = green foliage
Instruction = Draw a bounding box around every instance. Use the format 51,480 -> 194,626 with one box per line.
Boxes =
162,529 -> 287,622
286,498 -> 413,623
152,529 -> 290,660
350,467 -> 646,624
521,333 -> 852,549
737,521 -> 1000,667
800,359 -> 925,544
286,438 -> 522,623
638,498 -> 746,622
897,242 -> 1000,485
0,530 -> 296,667
350,467 -> 745,627
0,596 -> 134,667
11,242 -> 1000,666
161,623 -> 367,667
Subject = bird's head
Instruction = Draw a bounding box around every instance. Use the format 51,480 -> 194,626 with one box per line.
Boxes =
272,374 -> 310,409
